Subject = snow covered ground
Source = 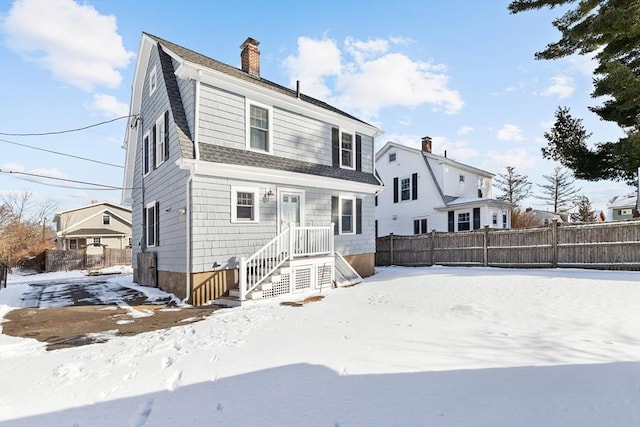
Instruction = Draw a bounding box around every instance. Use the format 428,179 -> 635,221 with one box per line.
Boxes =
0,266 -> 638,427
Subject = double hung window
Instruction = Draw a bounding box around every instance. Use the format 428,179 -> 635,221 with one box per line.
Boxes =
458,212 -> 470,231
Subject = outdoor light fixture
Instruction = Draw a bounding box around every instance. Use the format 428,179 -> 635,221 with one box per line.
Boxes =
264,189 -> 275,201
177,207 -> 187,215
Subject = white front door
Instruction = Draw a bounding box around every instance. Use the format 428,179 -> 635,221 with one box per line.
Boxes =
280,192 -> 301,230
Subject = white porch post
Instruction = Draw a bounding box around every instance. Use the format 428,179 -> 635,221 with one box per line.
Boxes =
289,226 -> 295,260
330,222 -> 335,255
239,257 -> 247,301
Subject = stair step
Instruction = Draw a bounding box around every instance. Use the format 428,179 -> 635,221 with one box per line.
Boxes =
248,290 -> 263,300
229,288 -> 241,298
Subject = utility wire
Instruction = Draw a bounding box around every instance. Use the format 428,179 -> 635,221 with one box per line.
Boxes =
0,115 -> 135,137
9,174 -> 124,191
0,138 -> 124,168
0,169 -> 123,190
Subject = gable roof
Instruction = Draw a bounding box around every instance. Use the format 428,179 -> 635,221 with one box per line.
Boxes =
54,202 -> 131,217
376,141 -> 494,177
143,33 -> 371,126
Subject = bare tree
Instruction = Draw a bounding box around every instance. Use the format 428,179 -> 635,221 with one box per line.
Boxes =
494,166 -> 532,207
535,167 -> 581,213
0,192 -> 58,267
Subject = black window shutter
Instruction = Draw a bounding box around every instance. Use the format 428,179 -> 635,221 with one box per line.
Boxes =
331,127 -> 340,167
331,196 -> 339,235
473,207 -> 481,230
164,110 -> 170,160
356,198 -> 362,234
155,201 -> 160,245
413,219 -> 419,235
393,177 -> 399,203
143,136 -> 149,174
152,126 -> 157,170
375,195 -> 378,207
412,173 -> 418,200
355,134 -> 362,171
142,207 -> 147,247
448,211 -> 455,232
421,218 -> 428,234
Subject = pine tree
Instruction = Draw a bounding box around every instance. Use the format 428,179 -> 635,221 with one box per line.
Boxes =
536,167 -> 582,213
508,0 -> 640,184
573,196 -> 596,222
494,166 -> 532,206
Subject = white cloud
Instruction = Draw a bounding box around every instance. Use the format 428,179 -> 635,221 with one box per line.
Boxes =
457,125 -> 474,136
566,50 -> 600,77
432,136 -> 479,163
497,124 -> 525,142
283,37 -> 342,103
542,76 -> 575,99
89,93 -> 129,117
283,36 -> 464,120
1,162 -> 66,179
483,147 -> 538,174
2,0 -> 134,91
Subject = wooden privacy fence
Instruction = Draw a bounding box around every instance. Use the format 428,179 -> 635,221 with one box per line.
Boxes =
376,220 -> 640,270
46,248 -> 132,272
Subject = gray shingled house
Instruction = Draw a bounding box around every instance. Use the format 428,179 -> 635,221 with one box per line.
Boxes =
122,33 -> 383,305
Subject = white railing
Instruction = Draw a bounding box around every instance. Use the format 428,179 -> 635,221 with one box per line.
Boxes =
239,223 -> 334,300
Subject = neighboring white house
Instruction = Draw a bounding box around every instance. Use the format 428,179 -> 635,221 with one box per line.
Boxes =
122,33 -> 383,305
375,138 -> 512,236
54,201 -> 132,255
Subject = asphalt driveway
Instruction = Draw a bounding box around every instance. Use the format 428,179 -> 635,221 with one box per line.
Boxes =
2,275 -> 220,350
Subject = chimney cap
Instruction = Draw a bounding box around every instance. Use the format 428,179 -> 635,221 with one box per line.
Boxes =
240,37 -> 260,49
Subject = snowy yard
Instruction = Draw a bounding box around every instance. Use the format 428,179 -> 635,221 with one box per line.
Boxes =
0,266 -> 638,426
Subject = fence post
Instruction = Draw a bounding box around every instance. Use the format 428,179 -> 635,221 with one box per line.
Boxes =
483,226 -> 489,267
430,229 -> 436,266
389,233 -> 394,266
551,219 -> 558,268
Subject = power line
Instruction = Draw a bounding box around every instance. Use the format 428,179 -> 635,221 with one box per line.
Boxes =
0,115 -> 136,137
8,174 -> 124,190
0,169 -> 123,190
0,138 -> 124,168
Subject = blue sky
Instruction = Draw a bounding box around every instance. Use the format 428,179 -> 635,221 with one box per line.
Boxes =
0,0 -> 633,217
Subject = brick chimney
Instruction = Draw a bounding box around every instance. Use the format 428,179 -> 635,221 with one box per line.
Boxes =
240,37 -> 260,77
421,136 -> 432,153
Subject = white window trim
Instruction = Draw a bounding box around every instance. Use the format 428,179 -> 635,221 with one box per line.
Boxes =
149,66 -> 157,96
155,114 -> 166,168
339,196 -> 356,235
457,211 -> 471,231
143,130 -> 151,176
400,176 -> 412,202
146,201 -> 158,247
231,186 -> 260,223
102,215 -> 110,225
413,216 -> 429,234
69,238 -> 77,250
388,152 -> 396,162
245,100 -> 273,154
339,129 -> 355,170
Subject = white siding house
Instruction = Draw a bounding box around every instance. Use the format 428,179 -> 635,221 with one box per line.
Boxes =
375,138 -> 512,236
122,34 -> 383,305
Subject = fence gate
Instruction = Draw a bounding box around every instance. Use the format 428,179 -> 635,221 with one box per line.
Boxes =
136,252 -> 158,288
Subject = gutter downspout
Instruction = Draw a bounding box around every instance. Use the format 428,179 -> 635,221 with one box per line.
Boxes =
193,70 -> 202,160
184,168 -> 193,303
184,70 -> 202,303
